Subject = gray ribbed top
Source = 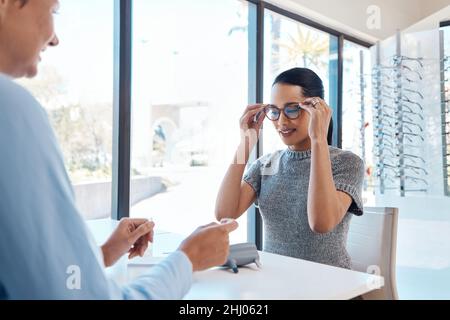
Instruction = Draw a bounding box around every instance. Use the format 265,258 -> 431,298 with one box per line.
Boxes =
244,146 -> 365,269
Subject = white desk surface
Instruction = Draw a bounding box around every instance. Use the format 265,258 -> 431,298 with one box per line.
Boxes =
87,219 -> 382,300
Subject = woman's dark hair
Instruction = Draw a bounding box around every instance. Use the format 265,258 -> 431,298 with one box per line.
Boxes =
273,68 -> 333,146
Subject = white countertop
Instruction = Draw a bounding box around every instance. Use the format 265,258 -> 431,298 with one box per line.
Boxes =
87,219 -> 383,300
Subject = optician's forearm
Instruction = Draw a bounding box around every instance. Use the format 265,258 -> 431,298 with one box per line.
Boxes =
308,139 -> 342,233
215,141 -> 253,221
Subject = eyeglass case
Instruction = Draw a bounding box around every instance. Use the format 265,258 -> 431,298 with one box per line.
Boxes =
222,243 -> 262,274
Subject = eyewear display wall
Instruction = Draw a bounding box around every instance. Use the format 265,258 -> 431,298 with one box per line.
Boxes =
441,22 -> 450,196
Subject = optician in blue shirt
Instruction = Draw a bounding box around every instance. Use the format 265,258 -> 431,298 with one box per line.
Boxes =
0,0 -> 237,300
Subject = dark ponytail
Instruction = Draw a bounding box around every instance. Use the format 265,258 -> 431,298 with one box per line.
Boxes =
273,68 -> 333,146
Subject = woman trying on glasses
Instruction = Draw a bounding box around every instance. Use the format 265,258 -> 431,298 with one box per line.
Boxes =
215,68 -> 364,269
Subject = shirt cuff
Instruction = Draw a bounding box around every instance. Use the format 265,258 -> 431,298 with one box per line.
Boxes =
166,250 -> 194,296
335,182 -> 364,216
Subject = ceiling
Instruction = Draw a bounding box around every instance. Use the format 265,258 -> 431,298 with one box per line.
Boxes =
269,0 -> 450,42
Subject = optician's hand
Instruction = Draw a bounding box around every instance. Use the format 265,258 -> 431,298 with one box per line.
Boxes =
101,218 -> 155,267
178,220 -> 238,272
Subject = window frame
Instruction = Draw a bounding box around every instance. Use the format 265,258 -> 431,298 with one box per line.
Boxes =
111,0 -> 132,220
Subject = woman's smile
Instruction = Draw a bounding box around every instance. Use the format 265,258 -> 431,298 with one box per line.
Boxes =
278,127 -> 297,138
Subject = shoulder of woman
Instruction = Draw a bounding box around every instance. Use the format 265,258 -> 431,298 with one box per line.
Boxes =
257,150 -> 284,167
329,147 -> 364,167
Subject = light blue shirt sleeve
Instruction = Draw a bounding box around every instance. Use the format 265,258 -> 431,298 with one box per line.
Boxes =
0,74 -> 192,300
108,252 -> 193,300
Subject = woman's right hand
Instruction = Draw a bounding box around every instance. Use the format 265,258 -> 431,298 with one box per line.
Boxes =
239,104 -> 266,144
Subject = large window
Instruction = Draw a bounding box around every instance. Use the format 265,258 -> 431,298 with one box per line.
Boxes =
130,0 -> 250,242
342,40 -> 373,204
19,0 -> 114,220
263,9 -> 339,154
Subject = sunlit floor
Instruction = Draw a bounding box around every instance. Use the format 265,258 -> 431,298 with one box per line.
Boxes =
129,167 -> 450,299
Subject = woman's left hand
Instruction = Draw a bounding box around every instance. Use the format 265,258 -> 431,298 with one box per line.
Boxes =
301,97 -> 333,144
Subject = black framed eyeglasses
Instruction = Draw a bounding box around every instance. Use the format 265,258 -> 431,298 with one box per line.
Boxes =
264,103 -> 302,121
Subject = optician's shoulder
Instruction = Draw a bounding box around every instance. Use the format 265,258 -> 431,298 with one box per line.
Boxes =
0,74 -> 43,116
329,146 -> 365,169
